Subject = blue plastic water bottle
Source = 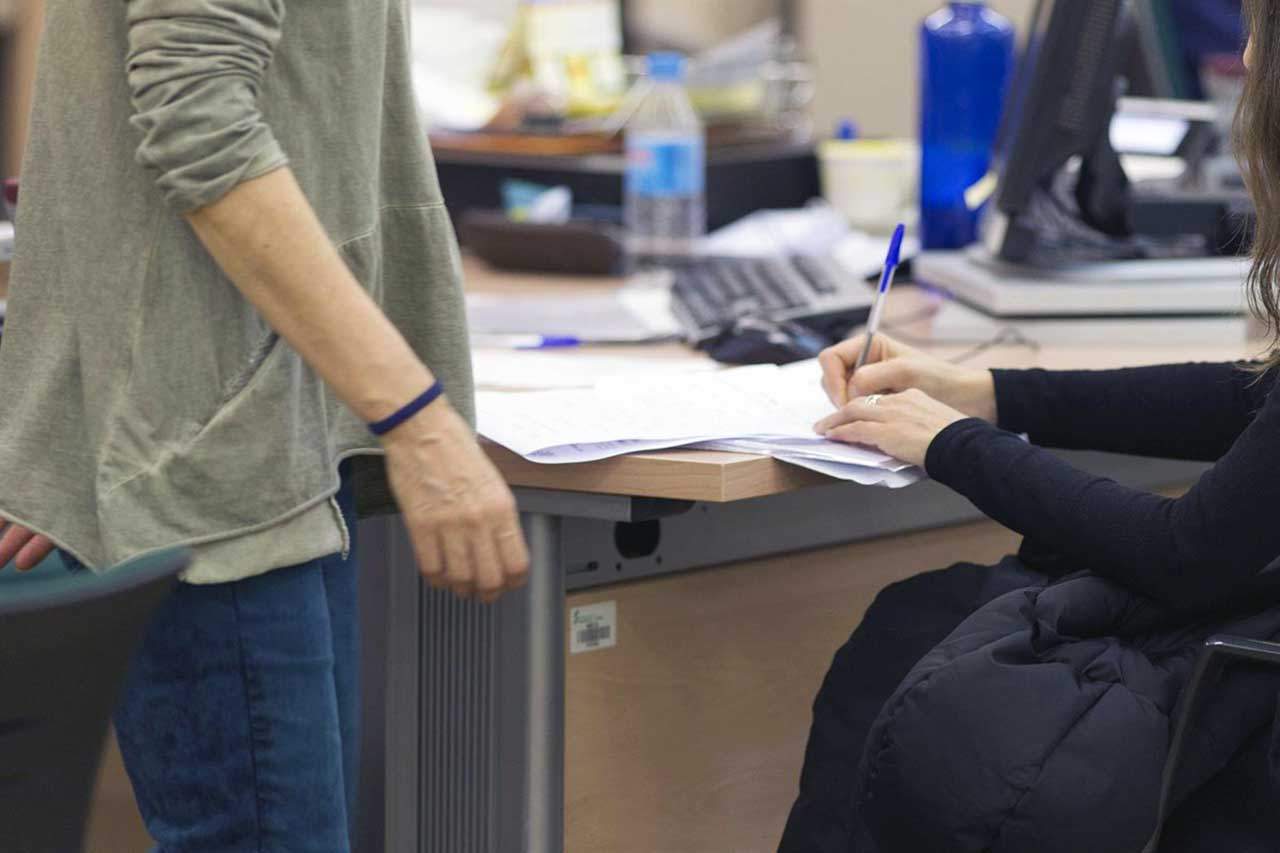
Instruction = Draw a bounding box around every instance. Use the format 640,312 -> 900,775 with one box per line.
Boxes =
624,53 -> 706,265
919,2 -> 1015,250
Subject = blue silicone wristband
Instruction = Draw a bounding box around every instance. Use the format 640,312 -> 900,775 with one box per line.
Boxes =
369,381 -> 445,437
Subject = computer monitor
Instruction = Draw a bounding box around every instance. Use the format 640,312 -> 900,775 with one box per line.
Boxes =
984,0 -> 1134,265
1128,0 -> 1192,99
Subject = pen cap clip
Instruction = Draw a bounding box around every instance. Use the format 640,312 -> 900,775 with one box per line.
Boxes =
885,223 -> 906,271
877,223 -> 907,294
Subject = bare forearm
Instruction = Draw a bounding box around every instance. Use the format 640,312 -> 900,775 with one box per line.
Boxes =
185,167 -> 436,423
184,167 -> 527,599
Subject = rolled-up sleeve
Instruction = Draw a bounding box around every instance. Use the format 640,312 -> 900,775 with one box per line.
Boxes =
125,0 -> 288,212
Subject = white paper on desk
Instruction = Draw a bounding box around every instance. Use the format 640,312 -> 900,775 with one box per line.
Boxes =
689,438 -> 912,472
471,349 -> 719,391
466,289 -> 679,342
773,454 -> 924,489
701,204 -> 851,257
702,209 -> 923,285
525,438 -> 722,464
477,365 -> 786,456
830,231 -> 922,279
477,359 -> 915,479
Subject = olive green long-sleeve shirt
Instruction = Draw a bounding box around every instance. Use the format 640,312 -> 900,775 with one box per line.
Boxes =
0,0 -> 474,581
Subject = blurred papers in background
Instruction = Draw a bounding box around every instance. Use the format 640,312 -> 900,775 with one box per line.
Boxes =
411,0 -> 627,132
411,0 -> 810,139
410,1 -> 513,131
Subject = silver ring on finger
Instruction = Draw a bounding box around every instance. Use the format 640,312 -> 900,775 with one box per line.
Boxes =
864,394 -> 883,408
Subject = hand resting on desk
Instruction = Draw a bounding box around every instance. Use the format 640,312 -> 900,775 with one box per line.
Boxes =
814,333 -> 997,468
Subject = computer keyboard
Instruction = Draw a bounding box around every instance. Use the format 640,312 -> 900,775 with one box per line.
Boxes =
664,254 -> 874,342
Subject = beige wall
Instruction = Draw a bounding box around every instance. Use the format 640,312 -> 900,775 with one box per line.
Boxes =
629,0 -> 779,50
623,0 -> 1034,133
801,0 -> 1035,139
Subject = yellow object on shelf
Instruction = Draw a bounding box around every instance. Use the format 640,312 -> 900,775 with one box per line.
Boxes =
491,0 -> 627,120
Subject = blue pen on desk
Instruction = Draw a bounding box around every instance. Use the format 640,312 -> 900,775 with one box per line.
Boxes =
854,223 -> 907,373
520,335 -> 581,350
473,334 -> 583,350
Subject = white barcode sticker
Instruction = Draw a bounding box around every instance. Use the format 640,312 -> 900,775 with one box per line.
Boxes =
570,602 -> 617,654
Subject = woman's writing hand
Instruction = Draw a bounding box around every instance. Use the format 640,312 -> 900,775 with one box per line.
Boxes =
818,333 -> 998,423
814,389 -> 969,468
0,524 -> 56,571
381,401 -> 530,603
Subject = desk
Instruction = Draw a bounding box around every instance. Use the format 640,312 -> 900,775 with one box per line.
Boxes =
356,258 -> 1256,853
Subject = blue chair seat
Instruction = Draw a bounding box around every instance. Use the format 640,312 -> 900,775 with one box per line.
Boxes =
0,547 -> 190,852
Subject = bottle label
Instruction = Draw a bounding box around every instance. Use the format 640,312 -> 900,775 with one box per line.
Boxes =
626,134 -> 705,198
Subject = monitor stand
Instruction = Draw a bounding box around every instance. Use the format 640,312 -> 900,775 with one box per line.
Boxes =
913,246 -> 1249,319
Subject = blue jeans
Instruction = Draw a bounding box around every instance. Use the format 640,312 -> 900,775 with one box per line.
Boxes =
113,481 -> 360,853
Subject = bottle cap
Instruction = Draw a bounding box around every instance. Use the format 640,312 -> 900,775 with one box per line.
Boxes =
835,119 -> 859,141
648,52 -> 688,83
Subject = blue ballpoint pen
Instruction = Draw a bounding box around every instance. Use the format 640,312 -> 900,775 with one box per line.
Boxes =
854,223 -> 907,373
518,335 -> 582,350
472,334 -> 583,350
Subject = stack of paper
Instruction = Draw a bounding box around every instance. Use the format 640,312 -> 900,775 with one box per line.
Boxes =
471,349 -> 719,392
477,361 -> 922,488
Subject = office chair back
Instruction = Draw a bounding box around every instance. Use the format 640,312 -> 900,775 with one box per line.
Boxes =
0,549 -> 189,853
1143,634 -> 1280,853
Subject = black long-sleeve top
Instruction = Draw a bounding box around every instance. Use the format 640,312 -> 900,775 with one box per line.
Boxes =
925,363 -> 1280,612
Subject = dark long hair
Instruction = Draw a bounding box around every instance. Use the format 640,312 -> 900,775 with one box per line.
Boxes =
1238,0 -> 1280,365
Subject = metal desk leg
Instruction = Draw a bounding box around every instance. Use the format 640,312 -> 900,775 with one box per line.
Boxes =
357,514 -> 419,853
361,510 -> 566,853
502,511 -> 566,853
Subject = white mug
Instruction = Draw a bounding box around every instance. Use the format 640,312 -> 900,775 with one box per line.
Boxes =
819,139 -> 919,235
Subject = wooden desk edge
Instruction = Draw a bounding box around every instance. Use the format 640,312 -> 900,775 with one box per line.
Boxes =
470,259 -> 1260,505
485,444 -> 832,503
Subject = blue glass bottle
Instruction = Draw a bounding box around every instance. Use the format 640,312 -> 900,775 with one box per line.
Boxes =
919,1 -> 1015,250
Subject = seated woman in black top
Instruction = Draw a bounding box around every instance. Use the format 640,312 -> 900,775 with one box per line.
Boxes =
780,8 -> 1280,853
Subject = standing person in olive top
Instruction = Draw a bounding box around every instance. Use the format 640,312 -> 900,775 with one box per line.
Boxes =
0,0 -> 528,849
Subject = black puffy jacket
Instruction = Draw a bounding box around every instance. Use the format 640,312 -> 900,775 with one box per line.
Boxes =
854,572 -> 1280,853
